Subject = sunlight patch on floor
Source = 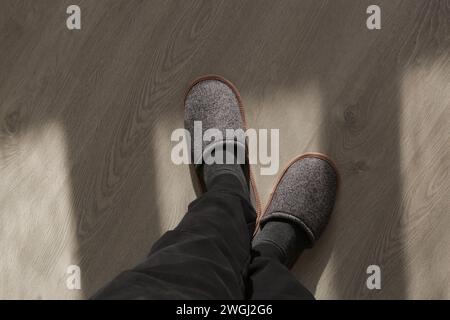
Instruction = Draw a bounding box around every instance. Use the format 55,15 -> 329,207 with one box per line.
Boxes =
0,123 -> 81,299
245,81 -> 324,202
399,60 -> 450,298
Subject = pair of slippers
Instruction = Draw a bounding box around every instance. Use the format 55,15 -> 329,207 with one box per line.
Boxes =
184,75 -> 338,246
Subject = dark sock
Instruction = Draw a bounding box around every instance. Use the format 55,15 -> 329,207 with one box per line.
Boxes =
253,218 -> 311,268
203,163 -> 248,193
202,142 -> 249,192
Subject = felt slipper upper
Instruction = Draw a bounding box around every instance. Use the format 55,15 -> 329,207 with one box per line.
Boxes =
184,75 -> 262,217
185,78 -> 246,165
260,155 -> 338,245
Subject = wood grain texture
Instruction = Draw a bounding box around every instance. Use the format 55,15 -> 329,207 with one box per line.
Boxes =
0,0 -> 448,299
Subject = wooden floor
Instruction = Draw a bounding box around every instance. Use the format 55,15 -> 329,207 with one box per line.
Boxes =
0,0 -> 449,299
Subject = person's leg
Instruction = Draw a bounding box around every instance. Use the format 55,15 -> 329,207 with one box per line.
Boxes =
248,154 -> 338,300
93,75 -> 260,299
248,223 -> 314,300
92,171 -> 255,299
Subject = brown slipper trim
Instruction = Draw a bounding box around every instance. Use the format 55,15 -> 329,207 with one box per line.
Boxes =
184,74 -> 262,220
255,152 -> 340,234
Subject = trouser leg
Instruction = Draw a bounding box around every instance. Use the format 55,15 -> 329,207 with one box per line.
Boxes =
92,174 -> 256,299
247,244 -> 315,300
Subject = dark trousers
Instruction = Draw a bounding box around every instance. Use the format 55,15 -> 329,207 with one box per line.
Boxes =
92,174 -> 313,300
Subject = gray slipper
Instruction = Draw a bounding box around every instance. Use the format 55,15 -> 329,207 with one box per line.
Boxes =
258,153 -> 338,245
184,75 -> 262,216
